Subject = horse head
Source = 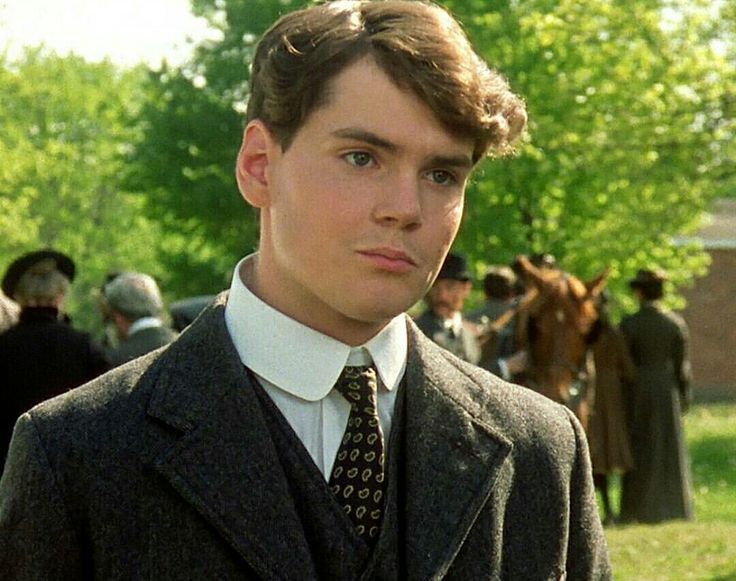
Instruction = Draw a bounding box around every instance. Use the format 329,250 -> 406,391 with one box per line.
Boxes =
514,255 -> 608,415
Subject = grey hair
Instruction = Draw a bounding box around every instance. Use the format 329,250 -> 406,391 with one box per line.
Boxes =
104,272 -> 164,321
14,259 -> 71,306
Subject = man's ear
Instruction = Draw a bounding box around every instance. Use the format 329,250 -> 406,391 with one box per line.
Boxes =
235,120 -> 278,208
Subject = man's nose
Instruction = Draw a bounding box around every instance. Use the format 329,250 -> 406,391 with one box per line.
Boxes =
372,172 -> 422,230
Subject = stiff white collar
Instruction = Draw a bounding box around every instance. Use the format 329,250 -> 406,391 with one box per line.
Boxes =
224,255 -> 407,402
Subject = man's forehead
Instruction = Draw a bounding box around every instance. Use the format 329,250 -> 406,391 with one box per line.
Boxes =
307,57 -> 475,156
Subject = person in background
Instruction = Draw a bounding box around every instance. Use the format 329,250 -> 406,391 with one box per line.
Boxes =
468,265 -> 518,328
0,249 -> 110,465
0,3 -> 609,578
468,265 -> 527,381
102,272 -> 178,367
414,252 -> 481,364
169,294 -> 216,332
619,268 -> 694,523
587,291 -> 636,525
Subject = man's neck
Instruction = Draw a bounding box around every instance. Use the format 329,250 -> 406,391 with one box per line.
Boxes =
244,256 -> 390,347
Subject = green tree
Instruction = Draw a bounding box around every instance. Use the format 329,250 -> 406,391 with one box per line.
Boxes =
0,50 -> 163,330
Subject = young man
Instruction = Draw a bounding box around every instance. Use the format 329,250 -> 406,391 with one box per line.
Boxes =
414,252 -> 482,364
0,2 -> 610,579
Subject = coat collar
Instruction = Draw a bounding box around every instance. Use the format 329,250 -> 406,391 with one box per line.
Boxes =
146,293 -> 512,579
402,320 -> 512,579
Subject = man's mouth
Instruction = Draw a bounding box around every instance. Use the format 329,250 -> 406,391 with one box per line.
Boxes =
357,247 -> 418,273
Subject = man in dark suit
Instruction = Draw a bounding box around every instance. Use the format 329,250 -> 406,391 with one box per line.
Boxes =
102,272 -> 178,367
0,249 -> 110,465
0,2 -> 610,579
414,252 -> 482,365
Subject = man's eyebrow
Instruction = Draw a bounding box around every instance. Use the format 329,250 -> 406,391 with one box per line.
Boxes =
332,127 -> 473,169
426,154 -> 474,170
332,128 -> 398,152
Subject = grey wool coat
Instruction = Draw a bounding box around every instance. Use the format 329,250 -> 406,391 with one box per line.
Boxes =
0,293 -> 610,580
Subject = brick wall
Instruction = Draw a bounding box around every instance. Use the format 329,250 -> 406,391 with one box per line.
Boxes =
681,248 -> 736,399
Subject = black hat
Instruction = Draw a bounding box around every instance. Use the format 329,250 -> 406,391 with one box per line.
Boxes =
437,252 -> 471,282
628,268 -> 667,289
483,265 -> 516,297
2,249 -> 76,299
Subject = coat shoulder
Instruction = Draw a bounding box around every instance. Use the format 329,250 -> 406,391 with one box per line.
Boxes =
21,297 -> 233,460
25,348 -> 162,444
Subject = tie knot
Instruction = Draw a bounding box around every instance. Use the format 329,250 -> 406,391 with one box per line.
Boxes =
334,365 -> 378,414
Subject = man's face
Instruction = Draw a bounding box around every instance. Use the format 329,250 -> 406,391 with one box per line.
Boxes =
237,57 -> 474,345
426,278 -> 472,320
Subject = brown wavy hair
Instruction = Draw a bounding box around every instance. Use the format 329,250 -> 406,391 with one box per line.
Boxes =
246,0 -> 527,162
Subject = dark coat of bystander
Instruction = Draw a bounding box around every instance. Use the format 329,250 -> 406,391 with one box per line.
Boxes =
619,301 -> 694,523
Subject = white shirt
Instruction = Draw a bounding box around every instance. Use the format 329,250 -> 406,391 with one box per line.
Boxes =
128,316 -> 163,336
442,312 -> 464,336
224,255 -> 408,479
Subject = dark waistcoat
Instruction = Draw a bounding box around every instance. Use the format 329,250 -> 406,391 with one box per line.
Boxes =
253,374 -> 406,581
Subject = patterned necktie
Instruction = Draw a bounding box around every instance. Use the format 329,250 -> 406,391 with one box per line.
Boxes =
328,365 -> 386,545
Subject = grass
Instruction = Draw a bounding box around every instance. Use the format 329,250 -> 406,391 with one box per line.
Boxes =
603,403 -> 736,580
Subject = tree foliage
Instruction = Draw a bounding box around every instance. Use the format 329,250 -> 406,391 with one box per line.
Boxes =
0,51 -> 163,330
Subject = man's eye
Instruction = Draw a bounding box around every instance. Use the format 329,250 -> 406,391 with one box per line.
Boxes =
344,152 -> 375,167
427,169 -> 457,186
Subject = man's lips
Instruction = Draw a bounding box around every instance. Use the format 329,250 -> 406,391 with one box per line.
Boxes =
358,247 -> 418,273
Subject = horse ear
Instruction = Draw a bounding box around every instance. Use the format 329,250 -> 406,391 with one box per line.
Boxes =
514,255 -> 546,287
585,268 -> 609,298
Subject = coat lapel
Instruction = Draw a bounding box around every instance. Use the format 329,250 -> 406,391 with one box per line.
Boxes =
146,294 -> 317,580
403,323 -> 513,580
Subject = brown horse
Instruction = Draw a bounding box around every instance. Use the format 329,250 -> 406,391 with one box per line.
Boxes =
510,256 -> 608,430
